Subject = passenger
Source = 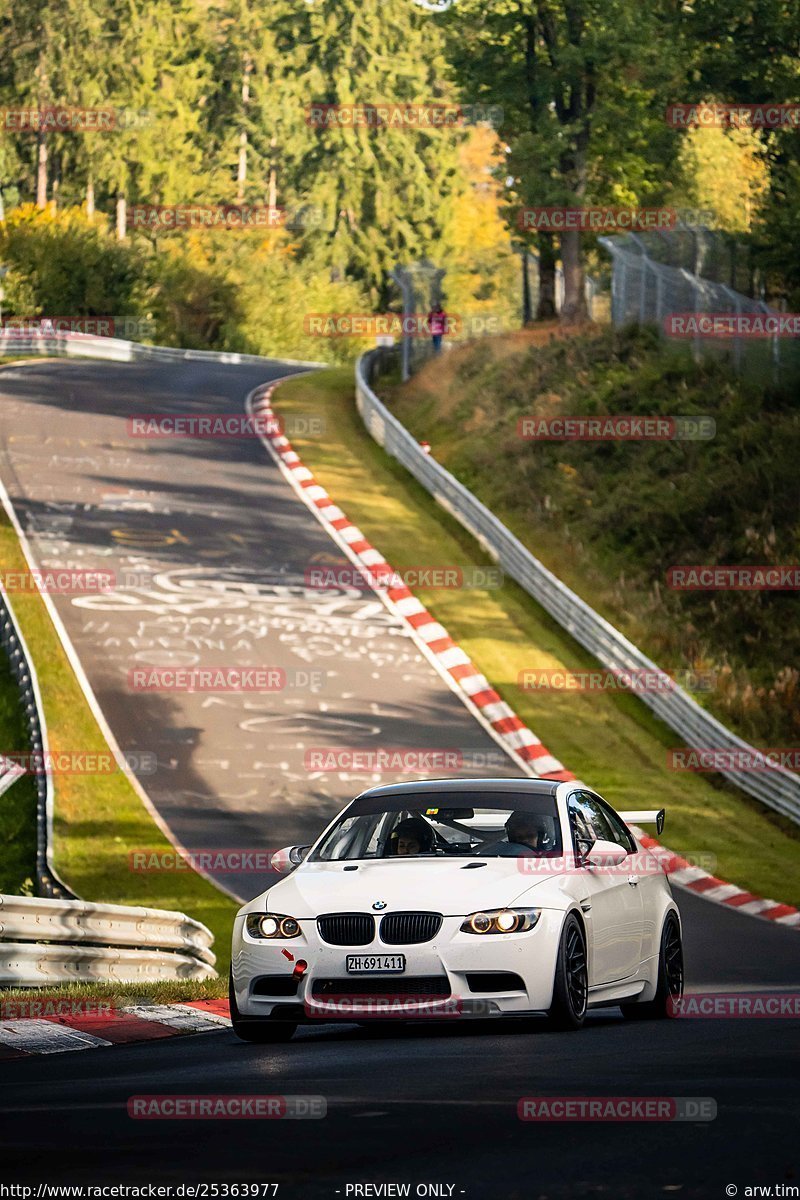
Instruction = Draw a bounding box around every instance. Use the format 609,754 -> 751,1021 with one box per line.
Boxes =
389,816 -> 434,856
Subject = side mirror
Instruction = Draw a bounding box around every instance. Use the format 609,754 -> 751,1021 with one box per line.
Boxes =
586,839 -> 628,868
270,845 -> 310,873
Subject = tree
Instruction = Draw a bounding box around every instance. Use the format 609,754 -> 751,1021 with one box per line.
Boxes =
441,0 -> 686,323
267,0 -> 464,307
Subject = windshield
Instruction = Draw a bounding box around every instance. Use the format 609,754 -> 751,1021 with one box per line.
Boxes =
310,792 -> 563,862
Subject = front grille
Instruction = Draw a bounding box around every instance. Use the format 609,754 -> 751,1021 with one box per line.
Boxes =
317,913 -> 375,946
311,976 -> 451,998
379,911 -> 443,945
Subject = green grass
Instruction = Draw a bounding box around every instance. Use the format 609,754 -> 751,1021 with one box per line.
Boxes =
0,978 -> 227,1007
382,326 -> 800,751
0,513 -> 236,975
272,367 -> 800,907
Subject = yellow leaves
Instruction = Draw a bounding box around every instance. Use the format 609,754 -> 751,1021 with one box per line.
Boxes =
677,120 -> 769,233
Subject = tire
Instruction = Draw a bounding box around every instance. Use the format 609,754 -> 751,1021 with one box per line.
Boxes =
621,914 -> 683,1021
229,972 -> 297,1044
547,913 -> 588,1031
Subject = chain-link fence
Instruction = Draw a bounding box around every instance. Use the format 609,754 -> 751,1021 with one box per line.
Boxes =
600,227 -> 800,383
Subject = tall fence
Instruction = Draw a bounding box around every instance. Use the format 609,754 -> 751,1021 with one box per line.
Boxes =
599,228 -> 800,381
356,348 -> 800,826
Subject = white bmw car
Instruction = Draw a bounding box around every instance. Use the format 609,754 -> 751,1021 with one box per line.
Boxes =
230,778 -> 683,1041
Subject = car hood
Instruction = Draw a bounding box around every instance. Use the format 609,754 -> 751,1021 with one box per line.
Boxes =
259,857 -> 560,917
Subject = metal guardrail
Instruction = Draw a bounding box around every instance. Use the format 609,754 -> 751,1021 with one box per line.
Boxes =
0,894 -> 216,985
0,754 -> 25,798
355,349 -> 800,825
0,581 -> 75,899
0,329 -> 326,368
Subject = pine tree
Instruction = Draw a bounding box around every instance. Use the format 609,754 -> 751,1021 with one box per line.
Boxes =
268,0 -> 464,307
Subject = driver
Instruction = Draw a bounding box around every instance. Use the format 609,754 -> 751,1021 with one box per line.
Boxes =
389,816 -> 435,857
482,810 -> 552,857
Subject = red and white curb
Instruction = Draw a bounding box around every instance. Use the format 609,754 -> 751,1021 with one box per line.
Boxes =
0,999 -> 230,1059
248,380 -> 800,932
248,383 -> 572,783
631,830 -> 799,927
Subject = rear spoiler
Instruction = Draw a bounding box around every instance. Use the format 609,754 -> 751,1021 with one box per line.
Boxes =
620,809 -> 665,836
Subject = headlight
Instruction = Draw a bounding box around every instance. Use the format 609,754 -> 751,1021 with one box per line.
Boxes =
461,908 -> 540,935
245,913 -> 302,939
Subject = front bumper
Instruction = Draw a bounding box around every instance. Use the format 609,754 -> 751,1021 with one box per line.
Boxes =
231,910 -> 564,1021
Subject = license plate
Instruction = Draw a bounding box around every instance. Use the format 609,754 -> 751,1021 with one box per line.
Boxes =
346,954 -> 406,974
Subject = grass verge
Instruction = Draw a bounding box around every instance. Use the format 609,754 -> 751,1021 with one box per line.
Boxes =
382,327 -> 800,749
0,978 -> 227,1007
0,510 -> 236,975
273,367 -> 800,907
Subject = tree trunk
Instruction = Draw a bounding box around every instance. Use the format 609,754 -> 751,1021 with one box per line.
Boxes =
86,174 -> 95,217
268,136 -> 278,211
51,154 -> 60,210
521,247 -> 533,324
116,192 -> 127,240
236,57 -> 252,205
36,132 -> 48,208
559,227 -> 588,323
536,233 -> 557,319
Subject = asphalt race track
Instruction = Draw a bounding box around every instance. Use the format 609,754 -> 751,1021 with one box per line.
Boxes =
1,358 -> 799,1197
2,890 -> 800,1197
0,358 -> 515,897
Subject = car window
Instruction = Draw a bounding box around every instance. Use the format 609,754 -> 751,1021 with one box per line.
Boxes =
594,796 -> 637,853
568,791 -> 634,857
310,794 -> 563,860
567,793 -> 601,855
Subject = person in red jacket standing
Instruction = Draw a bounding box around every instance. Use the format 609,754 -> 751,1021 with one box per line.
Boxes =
427,302 -> 446,353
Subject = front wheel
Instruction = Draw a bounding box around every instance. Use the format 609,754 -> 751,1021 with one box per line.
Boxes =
547,913 -> 588,1030
229,972 -> 297,1043
622,914 -> 683,1021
